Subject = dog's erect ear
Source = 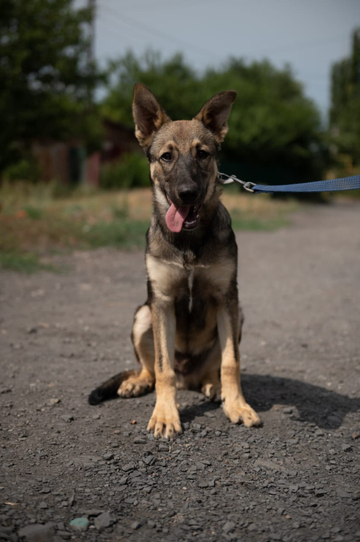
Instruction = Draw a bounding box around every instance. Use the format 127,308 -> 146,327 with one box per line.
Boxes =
194,90 -> 237,144
132,83 -> 171,148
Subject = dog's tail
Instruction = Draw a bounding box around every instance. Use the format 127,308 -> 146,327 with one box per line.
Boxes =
88,369 -> 140,405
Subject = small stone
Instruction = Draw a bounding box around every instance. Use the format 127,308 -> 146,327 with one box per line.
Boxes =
351,431 -> 360,440
114,485 -> 127,492
143,486 -> 152,494
315,487 -> 326,497
143,455 -> 154,466
94,512 -> 111,530
122,462 -> 135,472
89,509 -> 106,520
283,407 -> 293,414
0,387 -> 12,395
222,521 -> 235,534
18,523 -> 56,541
56,532 -> 70,541
69,518 -> 89,532
134,437 -> 146,444
341,444 -> 352,452
103,453 -> 113,460
60,414 -> 74,423
192,423 -> 202,433
131,521 -> 141,530
40,489 -> 51,495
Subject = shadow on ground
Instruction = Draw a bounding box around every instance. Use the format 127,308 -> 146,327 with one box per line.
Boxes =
179,374 -> 360,430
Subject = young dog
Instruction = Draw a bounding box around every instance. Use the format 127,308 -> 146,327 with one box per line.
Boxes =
89,84 -> 260,439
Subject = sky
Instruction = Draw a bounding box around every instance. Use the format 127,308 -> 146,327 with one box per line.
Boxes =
88,0 -> 360,119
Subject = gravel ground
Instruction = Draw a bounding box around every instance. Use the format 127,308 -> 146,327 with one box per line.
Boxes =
1,200 -> 360,542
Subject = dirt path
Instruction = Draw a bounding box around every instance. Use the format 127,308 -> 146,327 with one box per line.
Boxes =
1,200 -> 359,542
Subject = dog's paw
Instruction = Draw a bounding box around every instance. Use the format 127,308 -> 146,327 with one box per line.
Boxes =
147,401 -> 182,439
223,397 -> 261,427
118,377 -> 153,398
201,382 -> 221,402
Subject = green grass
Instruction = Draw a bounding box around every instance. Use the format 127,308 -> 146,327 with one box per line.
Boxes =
23,205 -> 44,220
82,219 -> 149,250
0,252 -> 57,273
0,182 -> 297,273
231,214 -> 290,231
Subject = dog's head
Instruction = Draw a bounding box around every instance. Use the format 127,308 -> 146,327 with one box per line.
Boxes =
132,83 -> 236,233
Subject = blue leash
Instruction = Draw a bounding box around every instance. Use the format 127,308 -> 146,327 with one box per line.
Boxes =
218,173 -> 360,194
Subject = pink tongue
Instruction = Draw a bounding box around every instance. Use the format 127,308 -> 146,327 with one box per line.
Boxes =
165,203 -> 190,233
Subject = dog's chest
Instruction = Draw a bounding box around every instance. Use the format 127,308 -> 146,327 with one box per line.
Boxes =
187,268 -> 195,312
182,249 -> 197,270
177,263 -> 232,311
146,252 -> 235,303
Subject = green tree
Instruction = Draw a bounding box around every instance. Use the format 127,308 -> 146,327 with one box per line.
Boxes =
330,28 -> 360,165
103,50 -> 325,182
102,50 -> 199,126
0,0 -> 104,173
203,58 -> 324,178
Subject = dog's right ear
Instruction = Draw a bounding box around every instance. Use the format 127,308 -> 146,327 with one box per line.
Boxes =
132,84 -> 170,148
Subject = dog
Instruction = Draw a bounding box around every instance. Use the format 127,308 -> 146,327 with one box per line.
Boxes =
89,83 -> 260,439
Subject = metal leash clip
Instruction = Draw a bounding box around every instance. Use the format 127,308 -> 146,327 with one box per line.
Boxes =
217,172 -> 256,193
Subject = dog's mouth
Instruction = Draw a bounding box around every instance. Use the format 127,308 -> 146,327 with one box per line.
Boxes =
165,198 -> 202,233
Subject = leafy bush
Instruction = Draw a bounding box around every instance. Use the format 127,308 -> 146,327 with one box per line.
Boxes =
23,205 -> 44,220
102,51 -> 327,182
100,153 -> 149,189
2,159 -> 41,183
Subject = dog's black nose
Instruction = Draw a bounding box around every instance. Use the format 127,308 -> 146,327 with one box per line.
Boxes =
177,185 -> 199,204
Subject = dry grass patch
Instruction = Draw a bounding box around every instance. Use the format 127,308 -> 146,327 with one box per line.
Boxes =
0,182 -> 297,272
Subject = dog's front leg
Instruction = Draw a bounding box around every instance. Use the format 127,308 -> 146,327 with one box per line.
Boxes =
147,299 -> 182,439
217,302 -> 261,427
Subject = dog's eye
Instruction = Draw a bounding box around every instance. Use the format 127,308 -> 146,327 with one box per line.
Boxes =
197,150 -> 209,159
160,152 -> 172,162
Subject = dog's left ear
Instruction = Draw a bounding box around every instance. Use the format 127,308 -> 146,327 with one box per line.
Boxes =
132,83 -> 171,148
194,90 -> 237,143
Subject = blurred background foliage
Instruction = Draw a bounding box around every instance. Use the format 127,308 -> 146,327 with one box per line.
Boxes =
0,0 -> 359,188
329,29 -> 360,167
0,0 -> 105,173
99,152 -> 149,190
1,1 -> 359,269
103,51 -> 326,183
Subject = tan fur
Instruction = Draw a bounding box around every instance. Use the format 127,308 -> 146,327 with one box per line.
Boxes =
90,84 -> 260,438
130,84 -> 260,438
